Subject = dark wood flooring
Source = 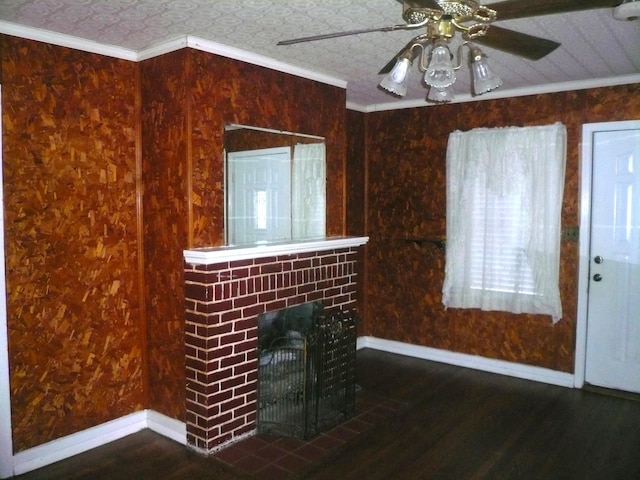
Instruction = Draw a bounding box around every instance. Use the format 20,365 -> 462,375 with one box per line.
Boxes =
14,348 -> 640,479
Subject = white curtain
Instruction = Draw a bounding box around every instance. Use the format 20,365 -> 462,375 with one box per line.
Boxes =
292,143 -> 326,239
442,123 -> 567,322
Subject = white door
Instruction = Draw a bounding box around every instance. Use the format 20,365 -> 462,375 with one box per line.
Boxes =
227,147 -> 291,245
584,125 -> 640,393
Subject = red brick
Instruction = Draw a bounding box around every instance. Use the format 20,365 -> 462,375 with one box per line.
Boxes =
233,338 -> 257,355
234,380 -> 257,397
211,390 -> 233,405
233,318 -> 258,333
234,361 -> 257,376
234,294 -> 258,308
220,332 -> 245,347
221,417 -> 247,435
243,304 -> 264,318
258,291 -> 276,303
220,352 -> 247,368
261,262 -> 283,274
221,375 -> 245,391
229,258 -> 254,269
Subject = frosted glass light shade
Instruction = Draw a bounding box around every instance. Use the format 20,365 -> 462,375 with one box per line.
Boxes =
613,0 -> 640,20
470,55 -> 502,95
379,57 -> 412,97
424,44 -> 456,89
427,85 -> 455,103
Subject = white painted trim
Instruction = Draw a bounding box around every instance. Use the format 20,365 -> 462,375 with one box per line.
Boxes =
185,36 -> 348,89
12,411 -> 147,476
136,36 -> 189,62
575,119 -> 640,389
0,21 -> 138,61
0,87 -> 13,480
147,410 -> 187,445
9,410 -> 186,477
349,74 -> 640,113
357,336 -> 575,388
183,236 -> 369,265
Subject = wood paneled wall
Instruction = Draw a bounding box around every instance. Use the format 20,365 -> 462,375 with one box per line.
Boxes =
352,84 -> 640,372
3,38 -> 347,451
140,50 -> 191,421
2,36 -> 144,451
141,49 -> 347,421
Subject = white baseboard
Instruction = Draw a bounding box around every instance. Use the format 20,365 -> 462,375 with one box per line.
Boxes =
147,410 -> 187,445
357,336 -> 574,388
10,410 -> 186,477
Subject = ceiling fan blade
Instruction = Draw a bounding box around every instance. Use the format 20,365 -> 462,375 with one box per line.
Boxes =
401,0 -> 443,8
475,26 -> 561,60
486,0 -> 619,21
278,25 -> 405,45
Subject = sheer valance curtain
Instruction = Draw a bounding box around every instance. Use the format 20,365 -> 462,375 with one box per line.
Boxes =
292,143 -> 326,239
442,123 -> 567,322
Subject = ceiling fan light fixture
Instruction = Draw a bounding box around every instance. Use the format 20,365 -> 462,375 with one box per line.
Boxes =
469,45 -> 502,95
427,85 -> 455,103
424,41 -> 456,89
379,56 -> 413,97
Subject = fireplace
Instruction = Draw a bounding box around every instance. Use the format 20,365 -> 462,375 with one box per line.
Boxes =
182,237 -> 368,454
257,301 -> 357,439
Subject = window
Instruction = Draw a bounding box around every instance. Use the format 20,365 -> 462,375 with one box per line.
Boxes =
442,123 -> 567,322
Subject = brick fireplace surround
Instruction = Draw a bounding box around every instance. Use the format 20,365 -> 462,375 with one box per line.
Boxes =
182,237 -> 368,454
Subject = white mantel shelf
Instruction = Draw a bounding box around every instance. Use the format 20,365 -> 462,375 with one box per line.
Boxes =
183,236 -> 369,265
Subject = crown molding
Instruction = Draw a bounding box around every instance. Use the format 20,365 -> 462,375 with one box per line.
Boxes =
0,22 -> 347,91
184,36 -> 347,89
135,36 -> 189,62
0,21 -> 138,61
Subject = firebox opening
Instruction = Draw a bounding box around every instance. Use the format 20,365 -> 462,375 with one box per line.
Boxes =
257,302 -> 357,440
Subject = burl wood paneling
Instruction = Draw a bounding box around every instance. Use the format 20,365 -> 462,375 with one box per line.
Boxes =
140,49 -> 348,421
361,85 -> 640,372
2,36 -> 144,451
346,110 -> 366,237
140,50 -> 190,421
346,110 -> 367,323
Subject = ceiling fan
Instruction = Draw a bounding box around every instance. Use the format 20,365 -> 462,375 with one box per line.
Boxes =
277,0 -> 621,102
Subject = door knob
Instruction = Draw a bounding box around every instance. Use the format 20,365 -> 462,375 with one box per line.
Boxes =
594,255 -> 604,264
593,273 -> 602,281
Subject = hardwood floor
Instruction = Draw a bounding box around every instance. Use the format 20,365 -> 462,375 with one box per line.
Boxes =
14,348 -> 640,479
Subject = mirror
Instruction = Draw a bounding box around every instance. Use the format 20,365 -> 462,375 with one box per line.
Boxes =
224,124 -> 326,246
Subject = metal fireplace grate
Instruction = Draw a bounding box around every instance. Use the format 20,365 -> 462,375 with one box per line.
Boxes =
257,307 -> 357,440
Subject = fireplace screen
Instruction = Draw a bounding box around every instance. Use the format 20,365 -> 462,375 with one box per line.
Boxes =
257,302 -> 357,439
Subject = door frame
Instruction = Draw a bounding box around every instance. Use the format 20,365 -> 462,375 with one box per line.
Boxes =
574,119 -> 640,388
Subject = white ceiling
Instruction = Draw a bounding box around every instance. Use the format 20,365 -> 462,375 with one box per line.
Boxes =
0,0 -> 638,111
